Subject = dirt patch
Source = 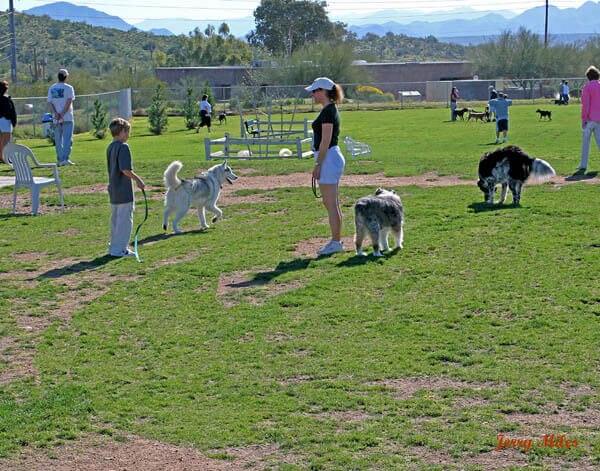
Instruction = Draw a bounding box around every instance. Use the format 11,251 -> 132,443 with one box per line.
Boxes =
278,374 -> 314,386
367,377 -> 502,400
0,434 -> 282,471
221,172 -> 600,194
293,236 -> 355,258
312,410 -> 375,422
227,172 -> 470,192
0,336 -> 38,385
409,445 -> 529,470
66,184 -> 163,195
0,253 -> 143,384
504,408 -> 600,431
13,252 -> 49,263
153,251 -> 203,268
58,228 -> 80,236
217,270 -> 304,308
221,193 -> 278,206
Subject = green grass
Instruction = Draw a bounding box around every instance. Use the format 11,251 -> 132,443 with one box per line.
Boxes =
0,105 -> 599,469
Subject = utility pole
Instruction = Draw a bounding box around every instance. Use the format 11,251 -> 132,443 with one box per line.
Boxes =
544,0 -> 549,47
9,0 -> 17,82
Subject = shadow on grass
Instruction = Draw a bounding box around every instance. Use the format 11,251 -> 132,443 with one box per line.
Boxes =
480,142 -> 502,146
245,258 -> 313,284
565,171 -> 598,182
36,254 -> 117,280
337,248 -> 400,267
468,201 -> 523,213
0,212 -> 33,220
136,229 -> 208,246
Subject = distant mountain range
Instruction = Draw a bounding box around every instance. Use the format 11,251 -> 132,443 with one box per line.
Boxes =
349,2 -> 600,39
20,1 -> 600,41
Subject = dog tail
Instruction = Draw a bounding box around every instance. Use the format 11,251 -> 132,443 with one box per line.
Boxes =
531,158 -> 556,181
164,161 -> 183,189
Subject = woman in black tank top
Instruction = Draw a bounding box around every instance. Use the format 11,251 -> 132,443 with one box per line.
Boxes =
305,77 -> 346,256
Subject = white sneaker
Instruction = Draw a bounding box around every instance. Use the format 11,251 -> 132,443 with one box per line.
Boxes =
317,240 -> 344,255
110,249 -> 136,258
66,160 -> 75,165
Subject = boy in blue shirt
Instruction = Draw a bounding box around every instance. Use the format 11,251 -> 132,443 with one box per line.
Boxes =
488,93 -> 513,144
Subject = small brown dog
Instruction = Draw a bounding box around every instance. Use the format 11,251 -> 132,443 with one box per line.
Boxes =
536,109 -> 552,120
468,110 -> 488,122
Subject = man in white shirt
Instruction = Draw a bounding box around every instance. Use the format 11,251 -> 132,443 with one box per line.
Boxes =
197,94 -> 212,133
48,69 -> 76,165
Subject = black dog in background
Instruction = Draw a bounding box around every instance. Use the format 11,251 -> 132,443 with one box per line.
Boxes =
536,109 -> 552,120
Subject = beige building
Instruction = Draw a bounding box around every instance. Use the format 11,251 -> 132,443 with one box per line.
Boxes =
155,61 -> 474,98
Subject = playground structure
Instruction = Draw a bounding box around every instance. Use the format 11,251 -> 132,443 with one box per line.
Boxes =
205,99 -> 315,160
205,133 -> 313,160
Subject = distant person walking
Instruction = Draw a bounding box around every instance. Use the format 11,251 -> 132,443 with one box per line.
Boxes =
488,92 -> 512,144
48,69 -> 76,166
576,66 -> 600,174
560,80 -> 570,104
197,94 -> 212,133
450,86 -> 459,121
0,80 -> 17,164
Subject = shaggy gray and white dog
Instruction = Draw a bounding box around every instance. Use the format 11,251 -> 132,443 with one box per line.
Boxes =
163,160 -> 238,233
354,188 -> 404,257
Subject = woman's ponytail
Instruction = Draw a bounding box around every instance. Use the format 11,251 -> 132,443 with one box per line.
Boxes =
327,83 -> 344,104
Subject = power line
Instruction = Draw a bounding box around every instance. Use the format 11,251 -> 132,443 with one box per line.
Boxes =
9,0 -> 16,82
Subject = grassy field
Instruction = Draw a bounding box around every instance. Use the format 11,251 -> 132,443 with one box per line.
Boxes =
0,104 -> 599,470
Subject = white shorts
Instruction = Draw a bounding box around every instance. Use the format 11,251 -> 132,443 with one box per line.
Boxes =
314,145 -> 345,185
0,117 -> 12,133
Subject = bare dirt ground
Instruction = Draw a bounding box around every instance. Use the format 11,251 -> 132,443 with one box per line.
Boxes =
0,434 -> 291,471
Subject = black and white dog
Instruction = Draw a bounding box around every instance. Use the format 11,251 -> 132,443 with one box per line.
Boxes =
477,146 -> 555,205
354,188 -> 404,257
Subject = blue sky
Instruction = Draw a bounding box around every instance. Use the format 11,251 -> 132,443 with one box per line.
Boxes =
9,0 -> 593,24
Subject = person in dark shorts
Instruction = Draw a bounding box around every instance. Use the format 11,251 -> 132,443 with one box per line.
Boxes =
197,94 -> 212,133
488,93 -> 512,144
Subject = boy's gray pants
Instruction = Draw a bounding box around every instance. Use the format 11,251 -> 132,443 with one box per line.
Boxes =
109,202 -> 134,256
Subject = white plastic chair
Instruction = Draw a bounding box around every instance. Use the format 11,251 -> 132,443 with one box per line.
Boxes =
344,136 -> 372,159
4,143 -> 64,215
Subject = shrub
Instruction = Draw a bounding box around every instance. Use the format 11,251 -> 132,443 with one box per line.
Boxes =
183,87 -> 198,130
355,85 -> 395,103
90,99 -> 108,139
148,84 -> 168,135
356,85 -> 385,95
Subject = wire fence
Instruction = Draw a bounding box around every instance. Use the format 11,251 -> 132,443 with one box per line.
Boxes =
12,90 -> 121,139
131,77 -> 586,116
9,77 -> 585,139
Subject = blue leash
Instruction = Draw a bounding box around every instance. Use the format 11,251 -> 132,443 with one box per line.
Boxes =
133,188 -> 148,263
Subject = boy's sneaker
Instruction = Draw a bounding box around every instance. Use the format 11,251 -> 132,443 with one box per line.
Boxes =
502,137 -> 508,143
110,249 -> 136,258
66,160 -> 75,165
494,139 -> 500,144
317,240 -> 344,256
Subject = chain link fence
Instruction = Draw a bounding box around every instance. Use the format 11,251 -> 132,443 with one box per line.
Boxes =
12,90 -> 122,139
131,77 -> 586,116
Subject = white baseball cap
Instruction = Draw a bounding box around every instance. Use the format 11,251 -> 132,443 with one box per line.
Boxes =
58,68 -> 69,77
305,77 -> 335,92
